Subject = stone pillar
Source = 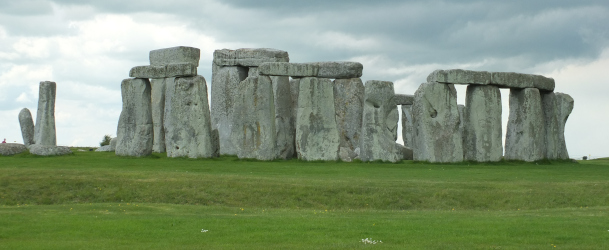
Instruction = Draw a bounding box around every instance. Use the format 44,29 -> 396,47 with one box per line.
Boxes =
505,88 -> 545,161
272,76 -> 295,159
412,82 -> 463,162
542,92 -> 574,159
333,78 -> 364,153
115,78 -> 153,157
18,108 -> 35,147
401,104 -> 413,148
462,85 -> 503,162
150,78 -> 167,153
34,81 -> 57,146
295,77 -> 340,161
211,64 -> 248,155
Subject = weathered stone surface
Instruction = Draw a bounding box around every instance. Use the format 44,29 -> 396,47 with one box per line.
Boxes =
109,137 -> 117,151
150,78 -> 167,153
271,76 -> 295,159
258,62 -> 319,77
401,105 -> 413,148
462,85 -> 503,162
18,108 -> 35,147
457,104 -> 465,136
29,144 -> 72,156
491,72 -> 555,91
397,144 -> 413,160
129,63 -> 197,79
115,78 -> 153,157
542,92 -> 574,159
166,63 -> 197,77
248,67 -> 259,77
505,88 -> 545,161
0,143 -> 27,156
150,46 -> 200,67
290,78 -> 300,121
427,69 -> 491,85
210,65 -> 248,155
333,78 -> 364,151
164,75 -> 217,158
394,94 -> 414,105
213,48 -> 289,67
360,80 -> 403,162
295,77 -> 340,161
412,82 -> 463,163
95,145 -> 113,152
338,147 -> 357,162
317,62 -> 363,79
34,81 -> 57,146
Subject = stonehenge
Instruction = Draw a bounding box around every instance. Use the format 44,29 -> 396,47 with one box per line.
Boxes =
505,88 -> 546,161
462,85 -> 503,162
34,81 -> 57,146
18,108 -> 35,147
115,78 -> 154,157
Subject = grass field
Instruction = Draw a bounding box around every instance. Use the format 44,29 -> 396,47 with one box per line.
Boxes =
1,150 -> 608,249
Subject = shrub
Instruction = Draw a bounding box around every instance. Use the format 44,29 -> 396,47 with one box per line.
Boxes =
99,134 -> 112,146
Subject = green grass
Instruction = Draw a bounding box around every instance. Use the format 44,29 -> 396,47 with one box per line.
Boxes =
1,150 -> 609,249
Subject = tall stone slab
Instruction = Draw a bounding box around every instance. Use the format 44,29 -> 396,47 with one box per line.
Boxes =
462,85 -> 503,162
34,81 -> 57,146
18,108 -> 35,147
115,78 -> 153,157
333,78 -> 364,151
210,65 -> 248,155
150,78 -> 167,153
295,77 -> 340,161
412,82 -> 463,163
164,75 -> 217,158
505,88 -> 545,161
542,92 -> 574,159
457,104 -> 465,138
360,80 -> 404,162
271,75 -> 295,159
401,105 -> 413,148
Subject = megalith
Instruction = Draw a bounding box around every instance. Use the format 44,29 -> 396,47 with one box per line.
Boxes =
115,78 -> 153,157
359,80 -> 404,162
411,82 -> 463,162
18,108 -> 35,147
542,92 -> 574,159
34,81 -> 57,146
504,88 -> 545,161
333,78 -> 364,152
271,75 -> 295,159
401,104 -> 413,148
462,85 -> 503,162
295,77 -> 340,161
150,78 -> 167,153
164,76 -> 218,158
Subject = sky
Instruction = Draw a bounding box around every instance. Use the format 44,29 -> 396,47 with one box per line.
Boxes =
0,0 -> 608,159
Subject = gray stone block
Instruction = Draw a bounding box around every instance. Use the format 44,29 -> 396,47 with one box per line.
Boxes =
0,143 -> 27,156
166,63 -> 197,77
213,48 -> 289,67
505,88 -> 545,161
338,147 -> 357,162
109,137 -> 117,151
150,78 -> 167,153
316,62 -> 363,79
258,62 -> 319,77
401,105 -> 413,148
150,46 -> 200,67
491,72 -> 555,91
394,94 -> 414,105
34,81 -> 57,146
427,69 -> 491,85
248,67 -> 259,77
542,92 -> 574,160
129,65 -> 166,78
271,75 -> 295,159
18,108 -> 35,147
29,144 -> 72,156
462,85 -> 503,162
333,78 -> 364,151
95,145 -> 113,152
115,78 -> 153,157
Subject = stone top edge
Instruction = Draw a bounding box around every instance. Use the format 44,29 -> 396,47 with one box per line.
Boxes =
427,69 -> 555,91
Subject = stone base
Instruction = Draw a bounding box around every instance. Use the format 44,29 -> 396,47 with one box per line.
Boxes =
29,145 -> 73,156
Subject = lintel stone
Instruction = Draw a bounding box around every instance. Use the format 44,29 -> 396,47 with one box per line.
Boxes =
149,46 -> 200,67
213,48 -> 289,67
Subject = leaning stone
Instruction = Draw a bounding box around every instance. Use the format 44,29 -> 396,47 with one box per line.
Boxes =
129,65 -> 166,78
359,80 -> 403,162
0,143 -> 27,156
462,85 -> 503,162
394,94 -> 414,105
542,92 -> 574,159
18,108 -> 35,147
505,88 -> 545,161
333,78 -> 364,151
150,78 -> 167,153
411,82 -> 463,163
213,48 -> 289,67
115,78 -> 153,157
34,81 -> 57,146
95,145 -> 113,152
427,69 -> 491,85
150,46 -> 201,67
210,65 -> 248,155
258,62 -> 319,77
295,77 -> 340,161
401,105 -> 413,148
164,75 -> 217,158
29,144 -> 72,156
109,137 -> 117,151
491,72 -> 555,91
271,76 -> 295,159
316,62 -> 363,79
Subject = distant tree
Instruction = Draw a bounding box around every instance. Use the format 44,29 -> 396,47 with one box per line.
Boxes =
100,134 -> 112,146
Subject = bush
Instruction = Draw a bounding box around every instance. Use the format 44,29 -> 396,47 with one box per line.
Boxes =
99,134 -> 112,146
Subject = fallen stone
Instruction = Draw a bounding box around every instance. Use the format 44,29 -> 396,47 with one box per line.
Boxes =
29,144 -> 72,156
505,88 -> 545,161
394,94 -> 414,105
95,145 -> 113,152
115,78 -> 153,157
18,108 -> 35,147
295,77 -> 340,161
427,69 -> 491,85
164,75 -> 217,158
412,82 -> 463,163
333,78 -> 364,151
462,85 -> 503,162
359,80 -> 403,162
542,92 -> 574,159
34,81 -> 57,146
271,75 -> 295,159
0,143 -> 27,156
491,72 -> 555,91
401,105 -> 413,148
210,65 -> 249,155
213,48 -> 289,67
259,62 -> 363,79
150,46 -> 201,67
150,78 -> 167,153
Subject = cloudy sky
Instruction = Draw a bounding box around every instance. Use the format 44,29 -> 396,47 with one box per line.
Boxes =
1,0 -> 607,158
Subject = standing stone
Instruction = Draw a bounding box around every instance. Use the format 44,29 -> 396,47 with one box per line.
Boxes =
295,77 -> 340,161
462,85 -> 503,162
164,76 -> 217,158
115,78 -> 153,157
150,78 -> 167,153
457,104 -> 465,136
18,108 -> 35,147
271,75 -> 295,159
505,88 -> 545,161
542,92 -> 574,159
210,65 -> 248,155
401,105 -> 413,148
360,80 -> 404,162
412,82 -> 463,163
34,81 -> 57,146
333,78 -> 364,152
